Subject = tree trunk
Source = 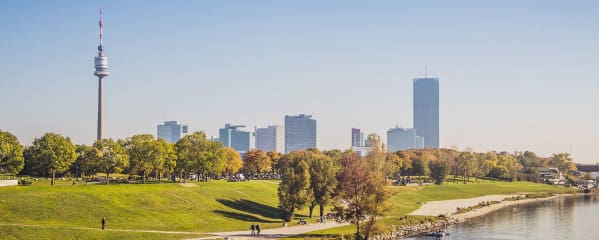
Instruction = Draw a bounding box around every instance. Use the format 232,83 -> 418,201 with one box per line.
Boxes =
197,171 -> 201,182
319,204 -> 325,217
106,172 -> 110,185
309,203 -> 315,218
51,171 -> 55,186
142,171 -> 146,184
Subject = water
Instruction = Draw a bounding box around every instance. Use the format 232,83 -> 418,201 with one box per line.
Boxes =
405,194 -> 599,240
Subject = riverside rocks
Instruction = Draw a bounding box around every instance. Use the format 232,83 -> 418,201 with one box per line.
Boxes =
371,218 -> 462,239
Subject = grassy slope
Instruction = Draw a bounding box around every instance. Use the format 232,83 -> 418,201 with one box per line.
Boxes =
0,225 -> 202,240
0,180 -> 286,239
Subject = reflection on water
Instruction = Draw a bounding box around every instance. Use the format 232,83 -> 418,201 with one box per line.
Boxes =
405,194 -> 599,240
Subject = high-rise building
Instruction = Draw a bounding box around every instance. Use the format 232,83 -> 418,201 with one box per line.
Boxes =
351,128 -> 365,147
387,127 -> 424,152
255,125 -> 284,153
413,77 -> 439,148
285,114 -> 316,153
219,124 -> 250,154
157,121 -> 188,143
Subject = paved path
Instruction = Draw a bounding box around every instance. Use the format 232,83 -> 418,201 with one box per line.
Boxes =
0,223 -> 205,235
188,222 -> 350,240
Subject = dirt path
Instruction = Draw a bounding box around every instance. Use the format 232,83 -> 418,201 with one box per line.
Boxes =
409,194 -> 518,216
188,222 -> 350,240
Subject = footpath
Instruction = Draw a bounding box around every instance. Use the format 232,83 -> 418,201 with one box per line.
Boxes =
189,222 -> 350,240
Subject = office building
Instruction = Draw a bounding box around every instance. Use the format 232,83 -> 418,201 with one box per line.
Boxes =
157,121 -> 188,143
255,125 -> 284,153
387,127 -> 424,152
285,114 -> 316,153
219,124 -> 250,154
413,77 -> 440,148
351,128 -> 365,147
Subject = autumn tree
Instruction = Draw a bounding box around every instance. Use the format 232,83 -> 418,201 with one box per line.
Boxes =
94,138 -> 129,184
0,130 -> 25,176
277,151 -> 311,222
336,153 -> 391,239
222,147 -> 243,178
243,149 -> 271,176
307,153 -> 337,218
266,151 -> 281,174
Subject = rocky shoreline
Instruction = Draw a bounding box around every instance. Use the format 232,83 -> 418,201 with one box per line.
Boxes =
371,193 -> 577,239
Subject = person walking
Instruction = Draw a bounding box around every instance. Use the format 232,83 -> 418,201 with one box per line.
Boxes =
101,217 -> 106,230
256,224 -> 261,236
250,223 -> 255,236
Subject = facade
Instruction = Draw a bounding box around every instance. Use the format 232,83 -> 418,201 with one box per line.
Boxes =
413,77 -> 440,148
157,121 -> 188,143
387,127 -> 424,152
351,128 -> 365,147
219,124 -> 250,154
255,125 -> 284,153
285,114 -> 316,153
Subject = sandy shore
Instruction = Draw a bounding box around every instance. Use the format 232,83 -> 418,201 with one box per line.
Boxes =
410,194 -> 571,222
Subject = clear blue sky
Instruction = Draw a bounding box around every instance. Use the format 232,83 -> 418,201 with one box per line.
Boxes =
1,1 -> 598,162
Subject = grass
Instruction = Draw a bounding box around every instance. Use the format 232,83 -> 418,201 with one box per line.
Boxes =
0,180 -> 287,239
0,178 -> 576,240
285,180 -> 576,239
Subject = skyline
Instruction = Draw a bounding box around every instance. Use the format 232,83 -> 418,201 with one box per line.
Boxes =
1,1 -> 598,162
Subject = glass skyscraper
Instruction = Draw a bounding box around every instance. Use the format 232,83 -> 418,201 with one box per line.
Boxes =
351,128 -> 365,147
255,125 -> 284,153
413,78 -> 439,148
219,124 -> 250,154
387,127 -> 424,152
284,114 -> 316,153
157,121 -> 188,143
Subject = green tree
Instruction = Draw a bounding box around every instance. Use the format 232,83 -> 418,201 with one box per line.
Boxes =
156,138 -> 177,181
175,132 -> 223,181
27,133 -> 77,185
126,134 -> 157,183
73,145 -> 100,179
222,147 -> 243,178
277,151 -> 311,222
94,138 -> 129,185
429,160 -> 449,184
411,158 -> 429,182
0,130 -> 25,176
308,154 -> 337,218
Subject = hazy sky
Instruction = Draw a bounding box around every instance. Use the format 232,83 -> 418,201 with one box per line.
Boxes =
1,1 -> 598,162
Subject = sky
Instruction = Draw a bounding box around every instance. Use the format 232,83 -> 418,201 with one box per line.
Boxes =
1,1 -> 598,163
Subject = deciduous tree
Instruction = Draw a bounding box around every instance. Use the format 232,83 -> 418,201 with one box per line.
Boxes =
277,151 -> 311,222
94,138 -> 129,184
0,130 -> 24,176
26,133 -> 77,185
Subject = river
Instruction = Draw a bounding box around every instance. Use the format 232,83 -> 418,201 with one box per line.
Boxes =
404,194 -> 599,239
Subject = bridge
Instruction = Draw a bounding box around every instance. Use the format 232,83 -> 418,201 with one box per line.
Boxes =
576,164 -> 599,172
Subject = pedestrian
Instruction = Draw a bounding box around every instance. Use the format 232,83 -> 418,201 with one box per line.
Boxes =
101,217 -> 106,230
250,223 -> 255,236
256,224 -> 261,236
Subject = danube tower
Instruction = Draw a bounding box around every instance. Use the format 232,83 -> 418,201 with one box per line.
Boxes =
94,9 -> 109,141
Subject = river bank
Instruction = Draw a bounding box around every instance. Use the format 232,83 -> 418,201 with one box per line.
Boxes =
378,192 -> 579,239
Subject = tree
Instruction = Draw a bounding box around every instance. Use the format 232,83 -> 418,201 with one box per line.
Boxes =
429,160 -> 449,184
73,145 -> 100,179
336,153 -> 391,239
26,133 -> 77,185
94,138 -> 129,185
243,149 -> 271,176
156,138 -> 177,181
266,151 -> 281,174
222,147 -> 243,178
175,132 -> 224,181
385,153 -> 402,178
550,153 -> 577,172
126,134 -> 157,183
411,158 -> 429,182
0,130 -> 25,176
277,151 -> 311,222
308,154 -> 337,218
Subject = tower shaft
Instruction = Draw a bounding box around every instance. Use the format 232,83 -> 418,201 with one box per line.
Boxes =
97,77 -> 104,141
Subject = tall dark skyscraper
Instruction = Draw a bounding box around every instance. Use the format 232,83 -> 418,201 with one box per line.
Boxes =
351,128 -> 364,147
413,78 -> 439,148
285,114 -> 316,153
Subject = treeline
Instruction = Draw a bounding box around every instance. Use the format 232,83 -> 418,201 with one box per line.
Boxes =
0,130 -> 283,185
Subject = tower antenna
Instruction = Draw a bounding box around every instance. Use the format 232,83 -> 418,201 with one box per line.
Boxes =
99,8 -> 103,51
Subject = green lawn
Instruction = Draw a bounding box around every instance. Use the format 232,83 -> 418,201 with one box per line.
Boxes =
286,180 -> 576,239
0,180 -> 287,239
0,178 -> 576,240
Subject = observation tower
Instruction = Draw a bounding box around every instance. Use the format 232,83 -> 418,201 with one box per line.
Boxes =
94,9 -> 109,141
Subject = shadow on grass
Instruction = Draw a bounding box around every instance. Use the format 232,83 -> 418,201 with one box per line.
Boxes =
213,210 -> 279,223
216,199 -> 282,219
